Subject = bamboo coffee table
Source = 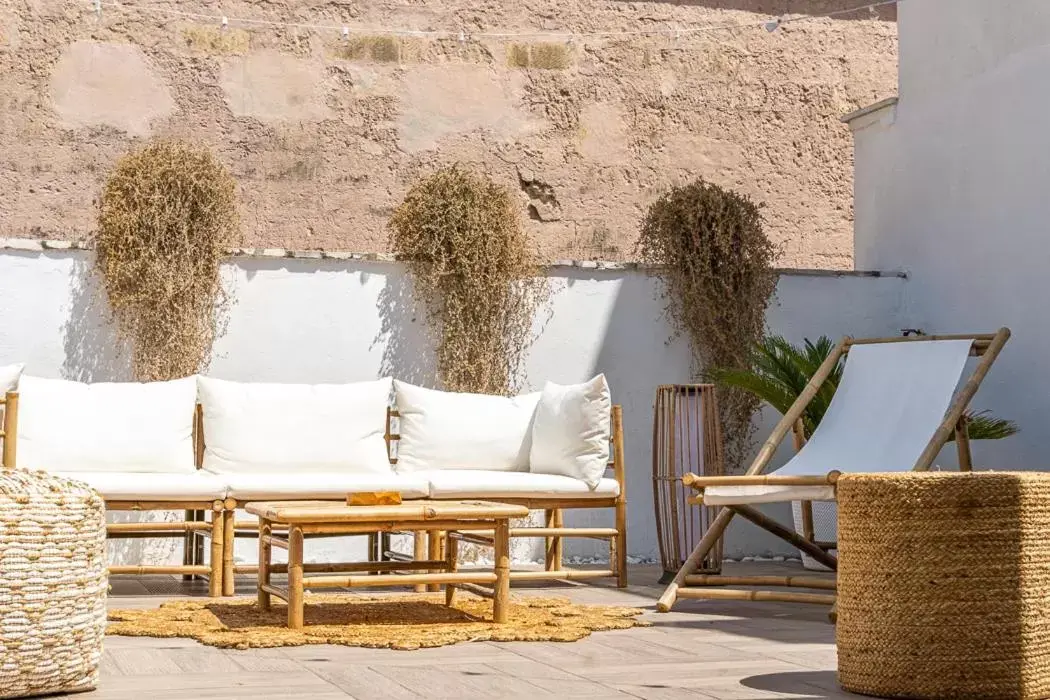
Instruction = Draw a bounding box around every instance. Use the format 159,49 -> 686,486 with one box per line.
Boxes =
244,499 -> 529,629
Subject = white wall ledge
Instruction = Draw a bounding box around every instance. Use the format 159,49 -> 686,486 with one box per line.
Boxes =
0,237 -> 906,278
841,96 -> 899,131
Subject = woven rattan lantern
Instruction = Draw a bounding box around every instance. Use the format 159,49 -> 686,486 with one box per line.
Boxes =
652,384 -> 724,582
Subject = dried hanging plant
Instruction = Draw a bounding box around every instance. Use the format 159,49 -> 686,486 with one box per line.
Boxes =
638,178 -> 778,472
95,140 -> 240,381
389,165 -> 547,394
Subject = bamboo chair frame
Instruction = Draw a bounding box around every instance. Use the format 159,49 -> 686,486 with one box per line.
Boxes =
386,404 -> 629,590
1,396 -> 224,596
657,328 -> 1011,614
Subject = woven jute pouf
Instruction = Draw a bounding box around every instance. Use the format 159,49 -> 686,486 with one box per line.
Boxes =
837,471 -> 1050,700
0,470 -> 107,699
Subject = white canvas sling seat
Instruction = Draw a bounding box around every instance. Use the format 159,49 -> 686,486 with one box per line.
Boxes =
658,329 -> 1012,615
699,338 -> 978,507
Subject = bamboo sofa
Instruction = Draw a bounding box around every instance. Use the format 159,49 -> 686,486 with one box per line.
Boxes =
220,377 -> 627,594
658,329 -> 1011,614
0,369 -> 627,596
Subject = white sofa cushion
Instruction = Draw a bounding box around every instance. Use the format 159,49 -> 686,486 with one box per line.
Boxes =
530,374 -> 611,489
198,376 -> 393,474
17,375 -> 198,473
52,470 -> 227,501
224,472 -> 429,501
421,470 -> 620,500
0,363 -> 23,393
393,381 -> 539,473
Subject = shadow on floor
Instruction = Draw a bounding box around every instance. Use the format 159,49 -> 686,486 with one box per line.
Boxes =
742,670 -> 853,698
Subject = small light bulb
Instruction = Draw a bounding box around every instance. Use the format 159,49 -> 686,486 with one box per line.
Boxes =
221,15 -> 229,31
765,18 -> 781,32
342,26 -> 350,41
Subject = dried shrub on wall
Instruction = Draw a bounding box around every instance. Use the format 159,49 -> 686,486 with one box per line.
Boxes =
389,165 -> 547,394
638,178 -> 778,472
95,141 -> 239,381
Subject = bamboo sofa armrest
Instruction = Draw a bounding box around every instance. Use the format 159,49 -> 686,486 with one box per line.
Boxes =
681,471 -> 841,490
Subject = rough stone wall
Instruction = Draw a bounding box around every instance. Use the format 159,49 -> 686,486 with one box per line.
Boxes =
0,1 -> 896,268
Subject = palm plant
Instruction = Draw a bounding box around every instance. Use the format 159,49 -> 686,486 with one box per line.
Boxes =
709,335 -> 1018,442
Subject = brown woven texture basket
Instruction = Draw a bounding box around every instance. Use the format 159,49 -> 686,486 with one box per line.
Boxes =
837,472 -> 1050,700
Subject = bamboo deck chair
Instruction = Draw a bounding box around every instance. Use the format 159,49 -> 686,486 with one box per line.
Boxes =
657,328 -> 1011,613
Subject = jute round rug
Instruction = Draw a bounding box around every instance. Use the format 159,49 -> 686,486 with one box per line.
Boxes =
107,593 -> 650,650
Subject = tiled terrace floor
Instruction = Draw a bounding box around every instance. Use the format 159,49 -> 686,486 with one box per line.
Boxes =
72,562 -> 857,700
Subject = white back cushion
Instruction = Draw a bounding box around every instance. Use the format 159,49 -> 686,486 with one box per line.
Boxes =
0,363 -> 23,393
17,375 -> 198,473
393,381 -> 540,472
198,376 -> 393,474
530,374 -> 611,488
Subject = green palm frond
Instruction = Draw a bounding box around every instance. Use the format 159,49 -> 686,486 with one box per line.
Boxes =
960,410 -> 1019,441
709,334 -> 843,437
710,335 -> 1018,442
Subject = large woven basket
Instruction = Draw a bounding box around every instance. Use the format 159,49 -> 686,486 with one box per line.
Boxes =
0,470 -> 107,699
837,471 -> 1050,700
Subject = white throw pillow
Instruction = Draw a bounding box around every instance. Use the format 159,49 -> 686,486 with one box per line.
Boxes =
17,375 -> 198,473
529,374 -> 611,489
393,381 -> 540,472
0,363 -> 23,393
198,376 -> 393,474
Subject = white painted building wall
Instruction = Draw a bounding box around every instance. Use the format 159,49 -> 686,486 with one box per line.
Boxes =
0,248 -> 909,566
850,0 -> 1048,473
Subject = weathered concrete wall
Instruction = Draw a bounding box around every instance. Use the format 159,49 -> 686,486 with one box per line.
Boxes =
0,1 -> 896,267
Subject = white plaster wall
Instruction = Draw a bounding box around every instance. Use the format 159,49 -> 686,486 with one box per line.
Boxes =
0,250 -> 908,565
898,0 -> 1050,105
853,0 -> 1049,475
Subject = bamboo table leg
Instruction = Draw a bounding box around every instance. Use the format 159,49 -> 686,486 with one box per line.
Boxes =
287,525 -> 305,629
427,530 -> 443,592
493,519 -> 510,623
445,534 -> 459,607
258,518 -> 272,611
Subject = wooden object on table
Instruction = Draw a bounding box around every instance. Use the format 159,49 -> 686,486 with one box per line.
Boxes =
346,491 -> 402,506
245,499 -> 529,630
652,384 -> 725,583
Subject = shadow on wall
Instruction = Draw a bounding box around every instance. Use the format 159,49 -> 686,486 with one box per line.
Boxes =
548,268 -> 693,562
617,0 -> 896,21
373,267 -> 438,388
60,254 -> 130,383
61,253 -> 181,567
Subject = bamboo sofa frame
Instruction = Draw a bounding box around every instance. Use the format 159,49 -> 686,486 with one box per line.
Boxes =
657,328 -> 1011,614
0,398 -> 225,595
388,405 -> 629,589
1,389 -> 628,597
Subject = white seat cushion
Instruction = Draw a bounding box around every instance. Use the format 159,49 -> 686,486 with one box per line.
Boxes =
17,375 -> 198,473
198,376 -> 393,474
530,374 -> 611,489
0,363 -> 23,393
224,472 -> 429,501
421,470 -> 620,500
393,381 -> 539,473
702,484 -> 836,506
52,470 -> 227,501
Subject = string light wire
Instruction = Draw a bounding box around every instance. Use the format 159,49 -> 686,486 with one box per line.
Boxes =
81,0 -> 898,41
